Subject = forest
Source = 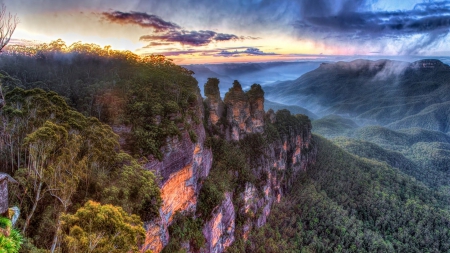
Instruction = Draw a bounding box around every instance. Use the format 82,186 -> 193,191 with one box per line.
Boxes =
2,39 -> 450,253
246,135 -> 450,253
0,40 -> 202,252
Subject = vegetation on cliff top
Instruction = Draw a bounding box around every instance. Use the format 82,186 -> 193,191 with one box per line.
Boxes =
1,39 -> 200,160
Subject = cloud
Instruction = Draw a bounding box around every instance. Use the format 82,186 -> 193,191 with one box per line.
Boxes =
102,11 -> 180,32
147,47 -> 275,57
143,42 -> 174,47
294,0 -> 450,54
140,30 -> 244,46
215,47 -> 277,57
102,10 -> 257,47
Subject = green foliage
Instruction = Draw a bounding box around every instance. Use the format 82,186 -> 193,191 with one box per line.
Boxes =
263,122 -> 280,144
204,78 -> 220,97
188,130 -> 198,143
224,80 -> 246,104
0,88 -> 161,250
246,84 -> 264,101
197,137 -> 247,219
246,135 -> 450,252
101,153 -> 162,221
0,217 -> 12,229
0,229 -> 23,253
264,99 -> 317,120
0,40 -> 200,160
312,114 -> 359,138
61,200 -> 146,253
0,217 -> 23,253
162,212 -> 205,253
197,164 -> 233,220
274,109 -> 310,138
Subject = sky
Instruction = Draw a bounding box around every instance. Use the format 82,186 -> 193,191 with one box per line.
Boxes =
3,0 -> 450,64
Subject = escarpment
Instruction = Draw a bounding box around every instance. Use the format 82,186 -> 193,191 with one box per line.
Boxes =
140,78 -> 316,253
200,79 -> 316,252
139,86 -> 213,252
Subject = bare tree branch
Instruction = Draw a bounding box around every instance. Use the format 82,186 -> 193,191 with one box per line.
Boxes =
0,4 -> 19,52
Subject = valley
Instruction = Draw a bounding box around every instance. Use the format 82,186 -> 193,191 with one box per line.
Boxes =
1,43 -> 450,253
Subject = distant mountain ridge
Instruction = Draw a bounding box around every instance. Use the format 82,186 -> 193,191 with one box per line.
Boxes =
265,59 -> 450,133
183,61 -> 321,94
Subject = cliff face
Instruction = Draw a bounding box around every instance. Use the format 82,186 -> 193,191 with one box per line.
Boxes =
139,79 -> 316,253
202,192 -> 235,253
141,88 -> 212,253
201,81 -> 317,252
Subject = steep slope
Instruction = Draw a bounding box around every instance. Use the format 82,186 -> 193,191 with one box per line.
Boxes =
353,126 -> 450,151
265,59 -> 450,130
245,136 -> 450,253
264,99 -> 317,119
145,78 -> 317,253
312,115 -> 359,137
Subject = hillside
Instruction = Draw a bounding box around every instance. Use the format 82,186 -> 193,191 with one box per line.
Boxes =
265,59 -> 450,131
245,135 -> 450,253
2,42 -> 450,253
264,99 -> 317,119
0,43 -> 317,253
312,115 -> 358,137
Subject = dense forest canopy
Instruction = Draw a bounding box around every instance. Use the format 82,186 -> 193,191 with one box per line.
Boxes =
1,39 -> 200,159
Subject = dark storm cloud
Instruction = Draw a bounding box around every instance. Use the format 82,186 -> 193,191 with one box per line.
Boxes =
295,0 -> 450,54
102,11 -> 180,32
140,30 -> 252,46
102,10 -> 256,47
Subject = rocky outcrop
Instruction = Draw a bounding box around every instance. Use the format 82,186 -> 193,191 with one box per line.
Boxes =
140,78 -> 316,253
204,78 -> 224,126
201,81 -> 316,252
223,81 -> 265,141
141,89 -> 213,253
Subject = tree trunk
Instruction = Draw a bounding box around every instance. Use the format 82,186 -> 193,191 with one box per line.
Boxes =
22,181 -> 43,234
50,216 -> 62,253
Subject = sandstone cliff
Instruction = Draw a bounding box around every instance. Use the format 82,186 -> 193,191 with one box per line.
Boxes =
139,79 -> 316,253
200,80 -> 316,252
140,87 -> 213,253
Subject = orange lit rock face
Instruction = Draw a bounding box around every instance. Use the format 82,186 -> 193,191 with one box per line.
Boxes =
160,163 -> 196,222
205,96 -> 224,126
141,93 -> 213,253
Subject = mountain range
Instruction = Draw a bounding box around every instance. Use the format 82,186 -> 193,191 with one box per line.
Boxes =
264,59 -> 450,133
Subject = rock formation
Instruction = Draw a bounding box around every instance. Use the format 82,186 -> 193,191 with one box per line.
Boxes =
204,78 -> 224,126
199,80 -> 316,252
141,87 -> 212,253
139,79 -> 316,253
222,80 -> 265,141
